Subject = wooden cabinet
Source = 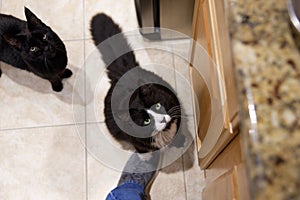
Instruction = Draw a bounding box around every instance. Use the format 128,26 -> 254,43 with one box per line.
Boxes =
203,135 -> 250,200
190,0 -> 250,199
191,0 -> 240,168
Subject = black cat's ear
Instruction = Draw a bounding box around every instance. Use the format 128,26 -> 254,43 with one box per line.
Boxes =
2,34 -> 24,50
24,7 -> 45,30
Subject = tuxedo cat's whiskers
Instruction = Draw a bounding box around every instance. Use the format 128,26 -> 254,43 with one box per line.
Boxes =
169,110 -> 190,119
168,105 -> 182,113
171,115 -> 189,119
169,110 -> 181,115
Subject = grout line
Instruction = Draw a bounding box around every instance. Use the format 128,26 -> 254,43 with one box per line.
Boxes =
172,44 -> 179,93
82,0 -> 89,199
174,40 -> 192,200
63,38 -> 86,42
181,153 -> 189,200
0,121 -> 107,133
0,122 -> 87,132
63,38 -> 93,42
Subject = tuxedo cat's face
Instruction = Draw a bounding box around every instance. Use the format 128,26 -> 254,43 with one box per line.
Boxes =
128,83 -> 180,141
4,8 -> 67,79
130,102 -> 172,136
146,106 -> 172,133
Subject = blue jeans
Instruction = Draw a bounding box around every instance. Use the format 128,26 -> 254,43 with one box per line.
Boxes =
105,182 -> 146,200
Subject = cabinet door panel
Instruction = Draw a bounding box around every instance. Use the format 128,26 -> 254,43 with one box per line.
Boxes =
202,169 -> 236,200
191,0 -> 239,168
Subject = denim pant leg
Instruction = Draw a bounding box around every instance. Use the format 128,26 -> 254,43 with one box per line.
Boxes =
105,182 -> 146,200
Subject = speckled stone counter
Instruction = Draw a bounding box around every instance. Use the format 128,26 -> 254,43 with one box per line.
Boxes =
227,0 -> 300,199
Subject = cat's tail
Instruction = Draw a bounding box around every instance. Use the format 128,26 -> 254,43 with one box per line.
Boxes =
90,13 -> 138,82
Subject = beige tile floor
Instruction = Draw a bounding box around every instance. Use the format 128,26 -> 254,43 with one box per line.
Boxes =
0,0 -> 205,199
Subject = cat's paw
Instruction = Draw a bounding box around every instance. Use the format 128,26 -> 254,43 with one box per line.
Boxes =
51,81 -> 63,92
61,68 -> 73,79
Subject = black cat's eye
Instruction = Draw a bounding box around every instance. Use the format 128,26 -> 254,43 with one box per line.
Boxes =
42,34 -> 47,40
144,118 -> 151,125
155,103 -> 161,110
30,46 -> 39,52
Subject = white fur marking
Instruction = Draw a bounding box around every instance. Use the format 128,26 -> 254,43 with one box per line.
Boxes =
146,110 -> 171,132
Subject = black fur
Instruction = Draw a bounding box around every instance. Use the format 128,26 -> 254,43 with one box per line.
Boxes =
0,7 -> 72,92
91,13 -> 181,153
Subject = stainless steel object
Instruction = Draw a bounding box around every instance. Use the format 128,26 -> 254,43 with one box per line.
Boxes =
135,0 -> 195,40
287,0 -> 300,32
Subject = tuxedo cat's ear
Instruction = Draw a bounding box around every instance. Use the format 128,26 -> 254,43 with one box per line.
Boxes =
139,83 -> 153,96
2,34 -> 24,50
24,7 -> 45,30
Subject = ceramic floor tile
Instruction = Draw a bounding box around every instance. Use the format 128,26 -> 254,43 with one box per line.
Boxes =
84,40 -> 109,123
0,125 -> 86,200
87,153 -> 121,200
150,157 -> 187,200
0,40 -> 85,130
1,0 -> 84,40
183,142 -> 205,200
86,123 -> 134,169
179,105 -> 203,200
84,0 -> 138,39
86,123 -> 129,200
136,48 -> 176,88
174,56 -> 196,116
86,122 -> 198,200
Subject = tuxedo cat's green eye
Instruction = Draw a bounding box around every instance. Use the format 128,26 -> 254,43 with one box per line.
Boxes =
155,103 -> 161,110
144,118 -> 151,125
30,46 -> 39,52
43,34 -> 47,40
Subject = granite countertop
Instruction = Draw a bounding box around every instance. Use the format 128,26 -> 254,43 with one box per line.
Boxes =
227,0 -> 300,199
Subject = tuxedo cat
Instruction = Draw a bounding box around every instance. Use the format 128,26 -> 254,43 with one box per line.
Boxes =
0,7 -> 72,92
90,13 -> 182,153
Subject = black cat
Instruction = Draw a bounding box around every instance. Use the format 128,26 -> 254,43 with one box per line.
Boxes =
90,13 -> 182,153
0,7 -> 72,92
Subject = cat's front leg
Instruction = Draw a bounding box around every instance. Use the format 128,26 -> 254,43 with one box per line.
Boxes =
50,80 -> 63,92
60,68 -> 73,79
0,68 -> 2,77
49,69 -> 72,92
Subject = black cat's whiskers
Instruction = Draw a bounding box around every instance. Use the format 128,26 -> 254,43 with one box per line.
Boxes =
44,56 -> 49,71
52,37 -> 65,53
55,45 -> 65,53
